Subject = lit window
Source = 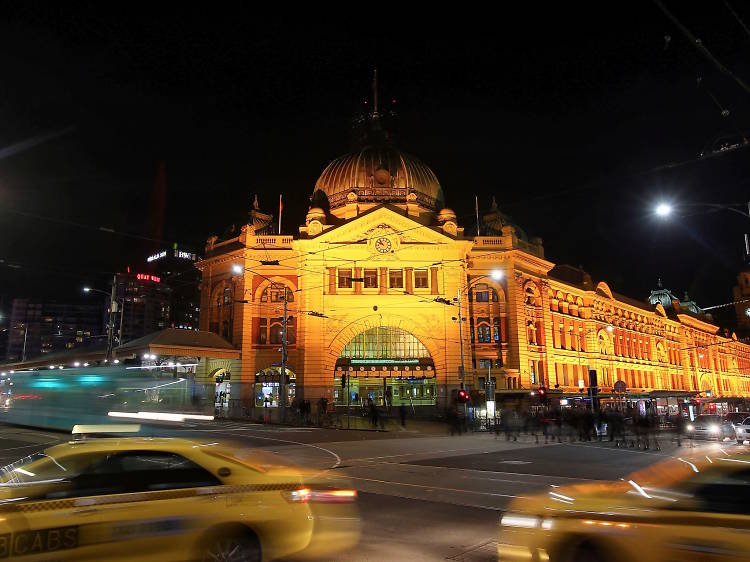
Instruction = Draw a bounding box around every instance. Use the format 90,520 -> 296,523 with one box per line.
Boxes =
270,322 -> 283,345
475,283 -> 489,302
478,324 -> 492,343
414,270 -> 429,289
364,269 -> 378,289
338,269 -> 353,289
389,269 -> 403,289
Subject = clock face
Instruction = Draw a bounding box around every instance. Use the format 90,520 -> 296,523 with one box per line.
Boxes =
745,307 -> 750,318
375,237 -> 392,253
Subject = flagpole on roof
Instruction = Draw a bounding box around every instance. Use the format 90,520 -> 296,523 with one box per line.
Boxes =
278,194 -> 283,235
475,195 -> 480,237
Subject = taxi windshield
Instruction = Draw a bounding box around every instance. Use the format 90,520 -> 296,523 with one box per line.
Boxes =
0,452 -> 71,485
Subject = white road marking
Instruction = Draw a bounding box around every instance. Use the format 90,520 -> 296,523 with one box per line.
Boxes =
339,474 -> 524,499
186,430 -> 342,470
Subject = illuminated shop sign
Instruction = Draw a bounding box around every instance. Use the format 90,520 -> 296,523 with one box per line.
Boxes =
147,250 -> 167,262
136,274 -> 161,283
174,250 -> 196,260
350,359 -> 419,365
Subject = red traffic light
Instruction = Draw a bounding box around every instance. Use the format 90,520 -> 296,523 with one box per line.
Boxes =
538,387 -> 546,396
457,389 -> 470,403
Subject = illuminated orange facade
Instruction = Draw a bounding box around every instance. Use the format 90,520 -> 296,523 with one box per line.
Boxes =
197,126 -> 750,413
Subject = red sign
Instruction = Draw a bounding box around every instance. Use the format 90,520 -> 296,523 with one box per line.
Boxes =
136,274 -> 161,283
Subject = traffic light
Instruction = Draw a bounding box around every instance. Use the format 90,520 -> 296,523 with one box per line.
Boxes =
340,373 -> 347,389
457,389 -> 470,403
538,386 -> 547,405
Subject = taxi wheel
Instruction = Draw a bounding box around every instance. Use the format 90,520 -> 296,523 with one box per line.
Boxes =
564,542 -> 606,562
203,534 -> 261,562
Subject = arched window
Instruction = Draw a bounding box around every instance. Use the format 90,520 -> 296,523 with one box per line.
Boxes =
339,326 -> 430,360
209,282 -> 234,341
469,281 -> 506,348
477,322 -> 492,343
256,283 -> 296,346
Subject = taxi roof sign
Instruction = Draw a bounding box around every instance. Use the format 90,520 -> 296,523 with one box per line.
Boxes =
72,424 -> 142,436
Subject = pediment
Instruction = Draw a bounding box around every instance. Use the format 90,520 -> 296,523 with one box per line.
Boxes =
307,205 -> 456,246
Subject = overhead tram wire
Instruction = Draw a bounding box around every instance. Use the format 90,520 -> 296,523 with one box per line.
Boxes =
1,208 -> 204,251
653,0 -> 750,97
724,0 -> 750,41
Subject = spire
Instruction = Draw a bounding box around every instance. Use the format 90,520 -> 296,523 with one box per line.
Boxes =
657,277 -> 662,289
253,194 -> 259,210
372,68 -> 379,120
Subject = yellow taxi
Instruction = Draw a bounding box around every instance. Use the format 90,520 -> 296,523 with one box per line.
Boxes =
0,426 -> 359,561
499,449 -> 750,561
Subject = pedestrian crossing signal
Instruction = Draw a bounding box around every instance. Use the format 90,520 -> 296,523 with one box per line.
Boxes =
340,373 -> 347,389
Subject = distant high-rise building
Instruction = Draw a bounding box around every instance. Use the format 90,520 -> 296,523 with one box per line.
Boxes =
5,299 -> 104,361
142,246 -> 201,332
113,271 -> 172,345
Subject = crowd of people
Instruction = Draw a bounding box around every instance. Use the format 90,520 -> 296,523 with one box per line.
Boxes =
448,405 -> 674,450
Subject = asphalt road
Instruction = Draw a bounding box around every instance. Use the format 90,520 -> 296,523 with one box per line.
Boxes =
0,422 -> 733,561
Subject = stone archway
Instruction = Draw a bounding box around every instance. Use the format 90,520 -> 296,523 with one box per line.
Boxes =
326,313 -> 443,372
331,322 -> 438,408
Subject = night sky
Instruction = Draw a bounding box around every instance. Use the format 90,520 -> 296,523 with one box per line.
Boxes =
1,3 -> 750,326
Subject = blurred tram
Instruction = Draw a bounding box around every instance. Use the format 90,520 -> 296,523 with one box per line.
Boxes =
0,366 -> 210,431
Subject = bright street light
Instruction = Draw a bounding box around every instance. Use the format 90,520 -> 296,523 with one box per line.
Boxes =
232,264 -> 244,275
655,203 -> 672,217
82,287 -> 92,293
491,269 -> 504,281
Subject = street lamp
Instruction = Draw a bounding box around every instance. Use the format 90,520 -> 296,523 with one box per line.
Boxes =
83,282 -> 126,356
655,203 -> 672,218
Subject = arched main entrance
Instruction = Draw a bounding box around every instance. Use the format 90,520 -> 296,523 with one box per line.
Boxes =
210,367 -> 232,410
253,367 -> 297,408
334,326 -> 436,408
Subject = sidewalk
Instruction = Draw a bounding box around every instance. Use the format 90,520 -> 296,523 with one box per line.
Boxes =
228,412 -> 454,435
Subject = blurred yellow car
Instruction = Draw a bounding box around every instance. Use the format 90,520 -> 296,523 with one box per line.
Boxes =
499,450 -> 750,561
0,430 -> 359,561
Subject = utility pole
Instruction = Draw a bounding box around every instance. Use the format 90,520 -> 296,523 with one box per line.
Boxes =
280,286 -> 288,423
457,288 -> 465,389
106,273 -> 117,360
118,299 -> 125,347
21,324 -> 28,362
347,370 -> 351,430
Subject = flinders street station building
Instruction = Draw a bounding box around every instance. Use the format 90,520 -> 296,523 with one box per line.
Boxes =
196,114 -> 750,418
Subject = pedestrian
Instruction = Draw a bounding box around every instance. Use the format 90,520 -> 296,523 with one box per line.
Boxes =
369,399 -> 379,429
399,403 -> 407,427
675,413 -> 685,447
317,396 -> 328,427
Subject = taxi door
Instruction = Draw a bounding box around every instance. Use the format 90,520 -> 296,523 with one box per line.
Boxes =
8,450 -> 219,561
656,467 -> 750,561
70,450 -> 223,561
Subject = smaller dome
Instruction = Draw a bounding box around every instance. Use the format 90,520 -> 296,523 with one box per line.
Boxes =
306,207 -> 327,225
437,208 -> 457,223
